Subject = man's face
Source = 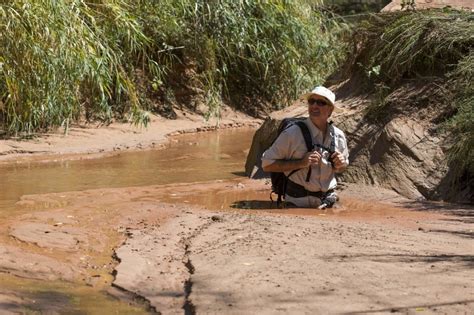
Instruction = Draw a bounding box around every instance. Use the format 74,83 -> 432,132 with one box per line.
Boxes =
307,95 -> 333,122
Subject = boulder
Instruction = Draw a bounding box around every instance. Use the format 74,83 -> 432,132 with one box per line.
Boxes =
337,112 -> 448,200
244,118 -> 280,179
245,99 -> 308,179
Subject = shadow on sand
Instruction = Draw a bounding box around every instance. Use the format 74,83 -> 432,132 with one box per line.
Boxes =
230,200 -> 277,210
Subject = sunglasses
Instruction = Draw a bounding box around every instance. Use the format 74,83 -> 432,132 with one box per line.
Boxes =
307,98 -> 329,107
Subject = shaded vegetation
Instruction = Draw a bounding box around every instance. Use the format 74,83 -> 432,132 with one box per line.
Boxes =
444,51 -> 474,190
324,0 -> 391,16
0,0 -> 348,135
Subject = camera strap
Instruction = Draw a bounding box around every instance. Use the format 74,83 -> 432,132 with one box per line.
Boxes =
305,122 -> 337,182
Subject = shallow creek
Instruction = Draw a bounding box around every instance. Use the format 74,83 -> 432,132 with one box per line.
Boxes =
0,128 -> 256,314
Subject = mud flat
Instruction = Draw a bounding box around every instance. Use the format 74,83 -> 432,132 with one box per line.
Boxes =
0,178 -> 472,314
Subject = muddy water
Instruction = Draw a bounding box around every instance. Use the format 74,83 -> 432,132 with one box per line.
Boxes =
0,274 -> 146,314
0,128 -> 255,217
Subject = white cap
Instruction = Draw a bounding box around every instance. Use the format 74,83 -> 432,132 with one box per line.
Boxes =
301,86 -> 336,107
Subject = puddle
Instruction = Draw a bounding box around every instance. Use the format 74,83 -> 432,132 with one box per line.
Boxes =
157,182 -> 442,228
0,274 -> 147,314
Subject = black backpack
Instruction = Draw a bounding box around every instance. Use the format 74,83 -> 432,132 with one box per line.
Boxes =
270,118 -> 336,205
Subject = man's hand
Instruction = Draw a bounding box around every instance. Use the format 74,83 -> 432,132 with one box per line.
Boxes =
330,151 -> 347,171
303,150 -> 322,167
264,150 -> 346,173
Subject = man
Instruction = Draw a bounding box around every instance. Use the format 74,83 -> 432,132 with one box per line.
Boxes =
261,86 -> 349,208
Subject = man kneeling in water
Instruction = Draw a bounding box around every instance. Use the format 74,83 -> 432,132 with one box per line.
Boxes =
261,86 -> 349,208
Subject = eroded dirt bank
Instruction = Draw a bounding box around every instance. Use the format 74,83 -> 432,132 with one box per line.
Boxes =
1,178 -> 472,314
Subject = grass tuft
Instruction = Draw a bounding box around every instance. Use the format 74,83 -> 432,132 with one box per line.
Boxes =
359,10 -> 473,86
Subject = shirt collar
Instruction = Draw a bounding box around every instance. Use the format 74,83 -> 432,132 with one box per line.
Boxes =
305,117 -> 322,138
305,117 -> 332,146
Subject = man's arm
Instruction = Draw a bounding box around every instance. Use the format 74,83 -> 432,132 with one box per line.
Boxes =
263,151 -> 321,173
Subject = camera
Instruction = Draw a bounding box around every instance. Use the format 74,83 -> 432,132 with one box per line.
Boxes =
313,144 -> 335,167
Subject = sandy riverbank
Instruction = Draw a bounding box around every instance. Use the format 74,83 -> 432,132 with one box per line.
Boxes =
1,178 -> 473,314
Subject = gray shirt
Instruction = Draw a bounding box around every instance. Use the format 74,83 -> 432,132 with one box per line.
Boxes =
261,118 -> 349,192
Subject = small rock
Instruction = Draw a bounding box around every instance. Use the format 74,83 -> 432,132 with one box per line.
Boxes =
211,215 -> 223,222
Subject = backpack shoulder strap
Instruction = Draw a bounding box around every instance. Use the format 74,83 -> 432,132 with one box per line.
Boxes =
295,120 -> 313,152
295,120 -> 314,182
328,121 -> 336,154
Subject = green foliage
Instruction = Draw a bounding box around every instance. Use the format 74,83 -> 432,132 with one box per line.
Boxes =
194,0 -> 345,105
0,0 -> 151,135
0,0 -> 347,135
135,0 -> 348,110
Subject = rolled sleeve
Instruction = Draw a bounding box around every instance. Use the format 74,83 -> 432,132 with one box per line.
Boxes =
261,129 -> 294,168
261,151 -> 275,168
